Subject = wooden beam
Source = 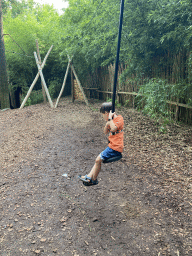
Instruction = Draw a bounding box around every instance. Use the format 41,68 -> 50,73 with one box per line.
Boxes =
166,100 -> 192,109
67,55 -> 88,106
55,61 -> 70,108
118,91 -> 138,96
97,90 -> 113,94
86,89 -> 192,110
20,45 -> 53,109
70,64 -> 89,106
71,66 -> 75,103
36,39 -> 46,103
83,88 -> 98,90
34,52 -> 54,108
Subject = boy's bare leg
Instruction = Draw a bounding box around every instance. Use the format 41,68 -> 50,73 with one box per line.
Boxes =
82,155 -> 102,181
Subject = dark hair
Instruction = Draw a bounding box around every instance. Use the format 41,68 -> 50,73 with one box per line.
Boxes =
100,102 -> 112,113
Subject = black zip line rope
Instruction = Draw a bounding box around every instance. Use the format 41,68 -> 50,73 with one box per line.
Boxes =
112,0 -> 124,113
69,0 -> 125,113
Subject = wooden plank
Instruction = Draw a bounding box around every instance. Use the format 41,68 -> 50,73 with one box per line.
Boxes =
34,52 -> 54,108
20,45 -> 53,109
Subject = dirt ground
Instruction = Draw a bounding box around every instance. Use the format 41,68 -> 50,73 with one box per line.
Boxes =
0,97 -> 192,256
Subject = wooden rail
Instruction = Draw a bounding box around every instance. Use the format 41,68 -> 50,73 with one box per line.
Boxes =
83,88 -> 192,110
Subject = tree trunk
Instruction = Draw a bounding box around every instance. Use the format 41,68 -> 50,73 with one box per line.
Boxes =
0,0 -> 10,109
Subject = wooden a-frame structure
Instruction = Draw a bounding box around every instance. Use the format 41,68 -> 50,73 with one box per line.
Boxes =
20,48 -> 88,109
55,55 -> 88,108
20,42 -> 54,109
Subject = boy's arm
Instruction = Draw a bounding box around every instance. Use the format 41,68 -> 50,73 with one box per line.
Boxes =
104,123 -> 110,134
104,111 -> 118,134
107,110 -> 118,132
107,119 -> 118,132
103,121 -> 118,134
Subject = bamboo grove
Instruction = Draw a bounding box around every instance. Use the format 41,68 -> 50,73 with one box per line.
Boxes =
1,0 -> 192,123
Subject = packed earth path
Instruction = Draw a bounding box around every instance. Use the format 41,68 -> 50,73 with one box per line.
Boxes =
0,97 -> 192,256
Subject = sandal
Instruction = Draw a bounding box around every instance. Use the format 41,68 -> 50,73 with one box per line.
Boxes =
78,175 -> 98,186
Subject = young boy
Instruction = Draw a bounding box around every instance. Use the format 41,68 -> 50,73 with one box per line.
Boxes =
78,102 -> 124,186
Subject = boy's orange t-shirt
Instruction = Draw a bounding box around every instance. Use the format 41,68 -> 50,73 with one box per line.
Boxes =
108,115 -> 124,153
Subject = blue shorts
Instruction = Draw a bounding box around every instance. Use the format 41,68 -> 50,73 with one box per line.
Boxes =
99,147 -> 122,161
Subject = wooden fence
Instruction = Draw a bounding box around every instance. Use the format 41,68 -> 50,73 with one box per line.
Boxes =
83,88 -> 192,122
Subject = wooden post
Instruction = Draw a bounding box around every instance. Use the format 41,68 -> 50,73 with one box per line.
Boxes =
34,52 -> 54,108
20,45 -> 53,109
36,40 -> 46,103
133,95 -> 135,108
55,61 -> 70,108
175,98 -> 179,121
71,67 -> 75,103
70,64 -> 89,106
67,55 -> 88,106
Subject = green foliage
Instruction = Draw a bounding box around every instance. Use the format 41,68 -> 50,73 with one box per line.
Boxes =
2,0 -> 35,16
2,0 -> 192,118
106,97 -> 121,108
136,79 -> 172,118
137,77 -> 192,125
135,79 -> 183,132
49,78 -> 63,99
124,99 -> 130,107
3,1 -> 63,101
59,0 -> 120,79
20,90 -> 44,106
